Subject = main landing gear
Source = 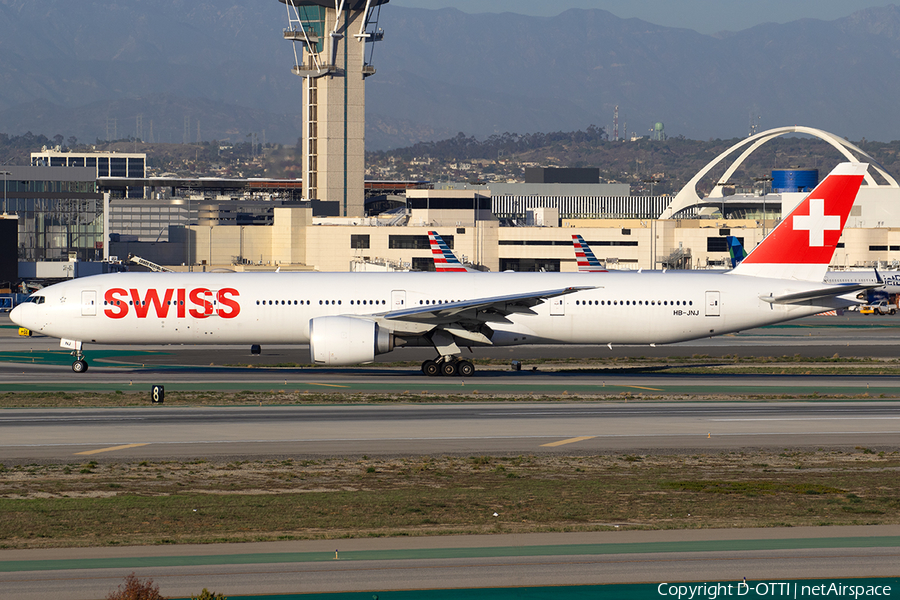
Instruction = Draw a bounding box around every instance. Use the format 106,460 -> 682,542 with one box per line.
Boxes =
421,356 -> 475,377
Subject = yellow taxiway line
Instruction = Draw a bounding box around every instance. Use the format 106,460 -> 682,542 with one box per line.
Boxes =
75,443 -> 150,456
540,436 -> 597,448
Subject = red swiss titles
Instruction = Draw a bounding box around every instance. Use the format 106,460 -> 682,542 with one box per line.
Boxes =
103,288 -> 240,319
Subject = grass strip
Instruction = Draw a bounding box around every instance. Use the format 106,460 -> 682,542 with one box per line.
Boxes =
1,388 -> 898,408
1,451 -> 899,549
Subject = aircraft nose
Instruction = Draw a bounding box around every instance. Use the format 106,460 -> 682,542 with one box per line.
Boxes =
10,303 -> 34,330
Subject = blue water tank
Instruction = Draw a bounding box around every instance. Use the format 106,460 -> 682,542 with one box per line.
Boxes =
772,169 -> 818,193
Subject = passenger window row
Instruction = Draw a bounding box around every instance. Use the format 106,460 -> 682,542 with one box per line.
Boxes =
574,299 -> 693,307
254,300 -> 387,306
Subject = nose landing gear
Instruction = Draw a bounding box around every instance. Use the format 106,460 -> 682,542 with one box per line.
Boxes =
71,349 -> 89,373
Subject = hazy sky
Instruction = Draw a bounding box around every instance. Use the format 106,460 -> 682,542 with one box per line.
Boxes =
389,0 -> 894,34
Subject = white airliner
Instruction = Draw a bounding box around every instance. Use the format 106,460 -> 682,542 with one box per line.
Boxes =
11,163 -> 875,377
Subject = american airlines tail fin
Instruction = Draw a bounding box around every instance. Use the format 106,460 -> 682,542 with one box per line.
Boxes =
573,234 -> 608,272
428,231 -> 476,272
729,162 -> 867,281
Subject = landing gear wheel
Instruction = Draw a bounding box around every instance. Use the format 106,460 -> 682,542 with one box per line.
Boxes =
441,360 -> 458,377
457,360 -> 475,377
422,360 -> 440,377
72,360 -> 88,373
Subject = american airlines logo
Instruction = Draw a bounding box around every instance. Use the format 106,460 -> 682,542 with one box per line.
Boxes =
103,288 -> 240,319
793,198 -> 841,247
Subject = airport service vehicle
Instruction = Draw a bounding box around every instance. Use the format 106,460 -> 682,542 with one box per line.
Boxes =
11,163 -> 875,376
860,300 -> 896,315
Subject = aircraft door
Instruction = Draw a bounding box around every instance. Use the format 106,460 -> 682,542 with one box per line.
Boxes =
391,290 -> 406,311
705,291 -> 721,317
81,290 -> 97,316
550,296 -> 565,316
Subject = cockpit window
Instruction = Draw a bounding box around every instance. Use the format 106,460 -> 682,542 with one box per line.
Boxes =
27,296 -> 46,304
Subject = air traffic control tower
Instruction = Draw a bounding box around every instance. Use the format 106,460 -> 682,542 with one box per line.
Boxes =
279,0 -> 387,217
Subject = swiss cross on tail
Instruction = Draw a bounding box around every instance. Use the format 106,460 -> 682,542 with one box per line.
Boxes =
729,162 -> 867,281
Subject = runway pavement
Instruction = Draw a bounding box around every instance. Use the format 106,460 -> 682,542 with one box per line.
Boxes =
1,527 -> 898,599
3,313 -> 900,396
2,402 -> 899,462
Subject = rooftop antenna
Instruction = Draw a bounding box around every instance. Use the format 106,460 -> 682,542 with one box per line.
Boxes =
748,110 -> 761,137
613,105 -> 619,142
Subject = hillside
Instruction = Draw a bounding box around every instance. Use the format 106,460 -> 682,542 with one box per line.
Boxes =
2,2 -> 900,148
368,132 -> 900,197
6,126 -> 899,197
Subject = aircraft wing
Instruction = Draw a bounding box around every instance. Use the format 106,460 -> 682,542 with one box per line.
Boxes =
760,282 -> 881,305
380,286 -> 594,322
371,286 -> 595,348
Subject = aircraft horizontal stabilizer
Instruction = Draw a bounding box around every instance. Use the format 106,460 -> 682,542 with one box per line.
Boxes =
760,282 -> 880,305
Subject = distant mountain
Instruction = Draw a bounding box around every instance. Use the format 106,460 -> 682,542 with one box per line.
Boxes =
370,4 -> 900,146
1,1 -> 900,148
0,0 -> 300,144
0,95 -> 301,147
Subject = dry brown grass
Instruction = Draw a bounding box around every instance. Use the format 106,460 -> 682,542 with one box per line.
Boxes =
1,449 -> 898,549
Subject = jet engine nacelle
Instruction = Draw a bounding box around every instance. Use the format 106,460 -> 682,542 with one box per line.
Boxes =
309,316 -> 394,366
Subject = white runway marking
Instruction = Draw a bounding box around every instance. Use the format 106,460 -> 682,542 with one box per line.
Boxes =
710,417 -> 900,421
3,430 -> 900,448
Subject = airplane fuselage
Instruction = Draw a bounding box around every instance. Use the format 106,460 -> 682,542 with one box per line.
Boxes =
13,270 -> 853,349
10,162 -> 870,376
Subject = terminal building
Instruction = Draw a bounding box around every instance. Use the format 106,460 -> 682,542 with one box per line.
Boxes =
8,131 -> 900,279
31,149 -> 147,198
1,164 -> 105,263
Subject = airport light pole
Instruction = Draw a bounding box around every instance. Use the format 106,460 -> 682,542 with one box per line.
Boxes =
1,170 -> 9,214
716,180 -> 733,221
643,178 -> 660,270
642,177 -> 660,198
187,184 -> 192,273
753,176 -> 773,237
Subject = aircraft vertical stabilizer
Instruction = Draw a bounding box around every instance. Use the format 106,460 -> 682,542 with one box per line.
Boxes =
729,162 -> 867,281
